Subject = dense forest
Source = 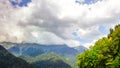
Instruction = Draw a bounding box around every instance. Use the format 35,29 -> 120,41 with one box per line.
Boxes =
77,24 -> 120,68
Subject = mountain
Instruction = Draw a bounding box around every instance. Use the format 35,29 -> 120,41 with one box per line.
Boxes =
7,43 -> 84,57
22,53 -> 72,68
0,45 -> 33,68
1,42 -> 86,68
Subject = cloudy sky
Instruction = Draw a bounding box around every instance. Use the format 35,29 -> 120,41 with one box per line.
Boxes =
0,0 -> 120,48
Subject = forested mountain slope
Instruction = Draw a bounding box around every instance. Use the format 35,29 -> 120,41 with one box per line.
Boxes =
0,45 -> 33,68
22,53 -> 72,68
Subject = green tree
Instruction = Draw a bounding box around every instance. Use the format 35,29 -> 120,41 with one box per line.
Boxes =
77,24 -> 120,68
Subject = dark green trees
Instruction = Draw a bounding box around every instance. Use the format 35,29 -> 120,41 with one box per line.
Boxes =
0,45 -> 33,68
77,24 -> 120,68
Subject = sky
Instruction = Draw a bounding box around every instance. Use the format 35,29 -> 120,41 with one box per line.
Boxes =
0,0 -> 120,48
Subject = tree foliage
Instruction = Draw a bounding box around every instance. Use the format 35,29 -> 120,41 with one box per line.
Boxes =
77,24 -> 120,68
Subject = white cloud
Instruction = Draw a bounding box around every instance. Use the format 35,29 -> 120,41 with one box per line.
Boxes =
65,40 -> 81,47
0,0 -> 120,47
77,26 -> 100,39
83,39 -> 97,48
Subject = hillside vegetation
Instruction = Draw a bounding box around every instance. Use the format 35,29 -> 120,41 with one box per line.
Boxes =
22,53 -> 72,68
0,45 -> 33,68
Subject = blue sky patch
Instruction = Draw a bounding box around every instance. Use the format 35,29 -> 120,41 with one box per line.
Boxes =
99,25 -> 109,35
76,0 -> 102,5
10,0 -> 31,7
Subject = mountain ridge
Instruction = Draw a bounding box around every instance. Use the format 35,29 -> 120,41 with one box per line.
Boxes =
5,42 -> 86,57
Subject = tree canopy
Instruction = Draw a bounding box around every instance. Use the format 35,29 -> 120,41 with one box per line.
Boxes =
77,24 -> 120,68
